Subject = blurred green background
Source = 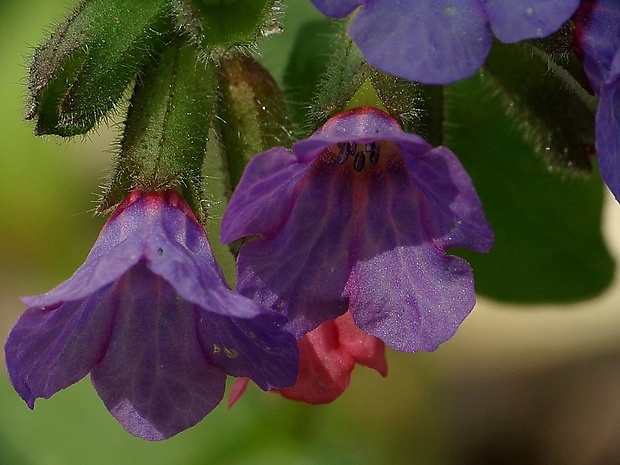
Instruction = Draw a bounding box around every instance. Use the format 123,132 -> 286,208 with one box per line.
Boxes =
2,1 -> 620,464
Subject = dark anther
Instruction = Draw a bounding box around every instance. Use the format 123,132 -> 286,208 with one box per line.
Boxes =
366,142 -> 380,165
353,151 -> 366,172
157,247 -> 164,255
338,142 -> 355,164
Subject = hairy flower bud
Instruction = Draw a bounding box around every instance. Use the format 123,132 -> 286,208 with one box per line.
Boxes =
214,54 -> 293,192
26,0 -> 173,137
173,0 -> 281,59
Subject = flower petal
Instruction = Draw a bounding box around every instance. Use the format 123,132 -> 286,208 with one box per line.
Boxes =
341,151 -> 478,351
84,190 -> 262,320
348,0 -> 492,84
235,158 -> 357,337
21,227 -> 142,309
574,0 -> 620,91
221,147 -> 309,242
595,78 -> 620,201
484,0 -> 579,43
91,264 -> 226,441
5,285 -> 117,408
198,313 -> 299,391
333,311 -> 387,376
227,377 -> 250,408
347,245 -> 475,352
142,202 -> 263,319
277,312 -> 387,404
403,146 -> 494,252
292,108 -> 426,161
574,0 -> 620,202
278,320 -> 356,404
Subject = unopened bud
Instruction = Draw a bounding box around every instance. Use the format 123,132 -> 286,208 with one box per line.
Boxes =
27,0 -> 173,136
174,0 -> 280,59
215,54 -> 293,192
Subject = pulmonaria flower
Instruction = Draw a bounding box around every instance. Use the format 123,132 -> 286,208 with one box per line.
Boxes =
4,189 -> 298,440
310,0 -> 579,84
574,0 -> 620,201
278,311 -> 387,404
229,311 -> 387,405
221,107 -> 494,354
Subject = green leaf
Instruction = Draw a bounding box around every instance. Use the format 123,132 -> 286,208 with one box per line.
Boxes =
445,76 -> 615,303
306,22 -> 369,129
370,71 -> 423,136
483,40 -> 598,175
27,0 -> 173,136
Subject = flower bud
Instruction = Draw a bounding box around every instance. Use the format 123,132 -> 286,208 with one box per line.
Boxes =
173,0 -> 281,58
27,0 -> 173,136
214,54 -> 293,192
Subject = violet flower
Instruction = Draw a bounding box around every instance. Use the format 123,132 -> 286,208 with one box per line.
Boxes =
574,0 -> 620,202
310,0 -> 579,84
221,107 -> 494,353
4,190 -> 298,440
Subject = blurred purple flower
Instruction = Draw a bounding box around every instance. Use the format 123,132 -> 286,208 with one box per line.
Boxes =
310,0 -> 579,84
574,0 -> 620,201
4,189 -> 298,440
221,107 -> 493,353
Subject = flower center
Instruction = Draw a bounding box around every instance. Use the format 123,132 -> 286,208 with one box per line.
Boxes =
324,141 -> 400,174
336,141 -> 381,172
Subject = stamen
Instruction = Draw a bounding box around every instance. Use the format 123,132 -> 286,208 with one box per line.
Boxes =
366,142 -> 380,165
353,151 -> 366,172
338,142 -> 355,164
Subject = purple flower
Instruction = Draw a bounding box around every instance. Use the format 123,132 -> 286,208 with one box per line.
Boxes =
310,0 -> 579,84
574,0 -> 620,201
4,190 -> 298,440
221,107 -> 493,352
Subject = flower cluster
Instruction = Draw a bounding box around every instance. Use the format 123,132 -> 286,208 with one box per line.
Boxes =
10,0 -> 605,443
5,107 -> 492,436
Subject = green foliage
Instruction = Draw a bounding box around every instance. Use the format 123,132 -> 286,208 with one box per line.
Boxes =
483,40 -> 598,175
282,19 -> 340,133
310,24 -> 368,126
27,0 -> 173,136
446,76 -> 614,302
